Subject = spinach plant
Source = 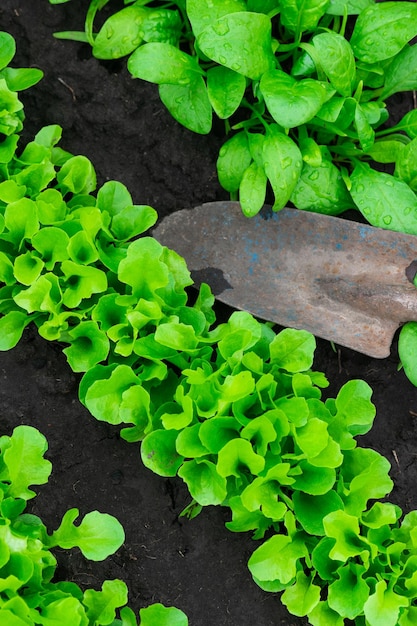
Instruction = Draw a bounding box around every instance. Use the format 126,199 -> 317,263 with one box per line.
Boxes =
48,0 -> 417,224
0,423 -> 188,626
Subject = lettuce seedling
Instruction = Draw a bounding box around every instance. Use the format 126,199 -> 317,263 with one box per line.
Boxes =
0,31 -> 43,143
248,502 -> 417,624
79,301 -> 417,623
0,424 -> 124,621
138,602 -> 188,626
0,112 -> 158,372
0,423 -> 188,626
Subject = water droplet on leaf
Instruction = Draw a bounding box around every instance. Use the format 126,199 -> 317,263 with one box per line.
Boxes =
383,215 -> 392,225
308,170 -> 319,181
213,20 -> 230,36
281,157 -> 292,169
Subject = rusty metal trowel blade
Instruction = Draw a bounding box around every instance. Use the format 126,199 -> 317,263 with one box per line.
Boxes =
153,201 -> 417,358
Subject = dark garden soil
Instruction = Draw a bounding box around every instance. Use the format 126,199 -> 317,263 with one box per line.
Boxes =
1,2 -> 417,625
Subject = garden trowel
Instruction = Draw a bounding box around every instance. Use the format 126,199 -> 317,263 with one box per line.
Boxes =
153,201 -> 417,358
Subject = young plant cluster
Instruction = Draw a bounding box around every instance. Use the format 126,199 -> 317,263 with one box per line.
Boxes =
0,32 -> 43,144
0,424 -> 187,626
0,34 -> 159,367
3,21 -> 417,626
0,122 -> 159,372
85,313 -> 417,625
49,0 -> 417,223
48,0 -> 417,386
0,31 -> 189,625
